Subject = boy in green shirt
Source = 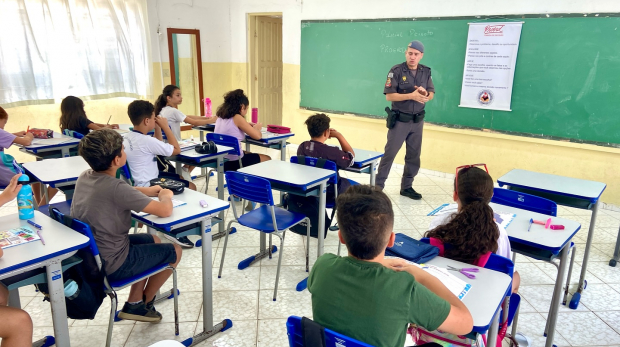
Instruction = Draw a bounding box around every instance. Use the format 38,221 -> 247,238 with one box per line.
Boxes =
308,185 -> 473,347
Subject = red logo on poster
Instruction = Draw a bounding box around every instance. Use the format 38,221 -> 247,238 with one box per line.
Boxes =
484,25 -> 504,35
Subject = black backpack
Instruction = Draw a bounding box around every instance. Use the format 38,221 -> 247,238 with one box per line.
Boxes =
36,209 -> 107,320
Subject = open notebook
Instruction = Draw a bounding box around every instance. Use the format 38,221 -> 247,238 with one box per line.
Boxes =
0,226 -> 41,249
133,197 -> 186,217
178,139 -> 201,151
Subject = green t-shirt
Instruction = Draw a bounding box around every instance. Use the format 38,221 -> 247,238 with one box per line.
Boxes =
308,254 -> 451,347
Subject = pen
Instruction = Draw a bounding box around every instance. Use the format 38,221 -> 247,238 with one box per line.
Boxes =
27,220 -> 43,230
106,115 -> 112,125
27,126 -> 30,132
36,229 -> 45,245
528,218 -> 533,232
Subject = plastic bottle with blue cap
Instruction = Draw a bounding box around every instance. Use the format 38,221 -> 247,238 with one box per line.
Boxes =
17,175 -> 34,220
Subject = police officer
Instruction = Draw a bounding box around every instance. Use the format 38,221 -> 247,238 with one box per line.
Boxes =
376,40 -> 434,200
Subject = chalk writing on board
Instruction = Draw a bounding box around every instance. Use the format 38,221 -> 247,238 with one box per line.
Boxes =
380,44 -> 407,54
380,30 -> 404,38
409,29 -> 434,37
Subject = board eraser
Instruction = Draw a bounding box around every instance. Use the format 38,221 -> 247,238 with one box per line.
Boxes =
200,200 -> 209,208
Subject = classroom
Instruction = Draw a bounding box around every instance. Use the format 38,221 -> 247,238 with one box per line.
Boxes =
1,0 -> 620,346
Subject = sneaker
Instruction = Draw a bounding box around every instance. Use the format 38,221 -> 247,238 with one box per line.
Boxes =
513,332 -> 532,347
117,301 -> 162,323
163,234 -> 194,248
400,187 -> 423,200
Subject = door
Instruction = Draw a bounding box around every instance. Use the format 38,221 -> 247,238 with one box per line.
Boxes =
254,16 -> 282,126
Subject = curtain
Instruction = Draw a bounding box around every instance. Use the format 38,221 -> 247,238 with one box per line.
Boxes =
0,0 -> 152,107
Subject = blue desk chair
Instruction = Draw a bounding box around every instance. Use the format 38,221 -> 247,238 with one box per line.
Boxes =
50,208 -> 179,347
290,156 -> 358,256
205,133 -> 242,194
286,316 -> 373,347
492,187 -> 578,310
62,129 -> 84,139
218,171 -> 310,301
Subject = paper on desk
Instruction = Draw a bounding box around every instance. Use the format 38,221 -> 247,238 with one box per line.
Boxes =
30,138 -> 74,146
427,203 -> 516,229
409,261 -> 471,300
0,226 -> 40,249
134,197 -> 186,217
178,139 -> 201,151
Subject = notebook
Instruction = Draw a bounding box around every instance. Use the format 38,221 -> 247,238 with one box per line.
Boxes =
427,203 -> 517,230
134,197 -> 187,217
178,139 -> 201,152
30,138 -> 75,146
0,226 -> 41,249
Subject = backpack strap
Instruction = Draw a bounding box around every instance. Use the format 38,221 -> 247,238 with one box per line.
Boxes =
315,158 -> 327,169
301,316 -> 326,347
429,237 -> 445,256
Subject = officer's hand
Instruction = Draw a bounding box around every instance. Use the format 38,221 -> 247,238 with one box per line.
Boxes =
414,86 -> 428,97
410,92 -> 429,104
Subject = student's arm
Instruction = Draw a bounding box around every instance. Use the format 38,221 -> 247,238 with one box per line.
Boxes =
134,185 -> 162,197
183,115 -> 217,126
153,123 -> 163,141
154,116 -> 181,155
12,133 -> 33,146
141,189 -> 174,217
93,123 -> 120,129
0,174 -> 22,207
233,114 -> 262,140
329,129 -> 355,157
405,264 -> 473,335
87,123 -> 103,131
12,131 -> 26,136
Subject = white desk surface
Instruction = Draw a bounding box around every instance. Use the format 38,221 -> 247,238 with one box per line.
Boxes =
425,256 -> 512,330
22,156 -> 89,184
23,132 -> 79,149
131,189 -> 229,231
0,211 -> 90,279
498,169 -> 606,200
351,148 -> 383,165
238,160 -> 335,188
174,145 -> 234,160
490,202 -> 581,251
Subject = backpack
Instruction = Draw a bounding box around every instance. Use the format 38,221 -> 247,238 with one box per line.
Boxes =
286,193 -> 330,239
36,209 -> 106,320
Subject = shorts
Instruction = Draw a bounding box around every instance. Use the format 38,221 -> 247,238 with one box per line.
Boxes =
224,152 -> 261,172
107,234 -> 177,282
158,171 -> 191,187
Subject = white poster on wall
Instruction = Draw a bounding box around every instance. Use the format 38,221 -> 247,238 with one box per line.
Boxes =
458,22 -> 523,111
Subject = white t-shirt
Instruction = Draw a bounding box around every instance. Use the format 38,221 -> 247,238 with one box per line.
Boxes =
428,210 -> 512,260
123,131 -> 174,187
160,106 -> 186,141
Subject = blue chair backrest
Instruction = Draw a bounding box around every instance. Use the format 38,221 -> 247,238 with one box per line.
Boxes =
225,171 -> 274,206
50,208 -> 101,258
287,316 -> 373,347
62,129 -> 84,139
207,133 -> 242,157
491,188 -> 557,216
290,156 -> 338,185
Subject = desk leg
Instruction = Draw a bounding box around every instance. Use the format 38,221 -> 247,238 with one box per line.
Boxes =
370,161 -> 377,187
486,309 -> 500,347
577,201 -> 599,293
245,141 -> 250,153
545,244 -> 570,347
182,218 -> 232,346
209,157 -> 227,241
175,161 -> 183,176
280,139 -> 286,161
8,289 -> 21,308
200,130 -> 206,176
61,148 -> 70,158
611,226 -> 620,267
46,261 -> 70,347
317,182 -> 327,258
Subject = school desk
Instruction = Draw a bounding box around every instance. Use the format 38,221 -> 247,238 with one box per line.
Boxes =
497,169 -> 605,309
490,202 -> 581,347
344,148 -> 383,186
0,211 -> 90,347
18,132 -> 80,159
237,160 -> 334,290
22,156 -> 90,205
130,189 -> 230,346
193,125 -> 295,161
168,145 -> 234,240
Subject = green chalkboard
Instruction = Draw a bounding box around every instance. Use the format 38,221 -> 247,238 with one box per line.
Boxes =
300,16 -> 620,145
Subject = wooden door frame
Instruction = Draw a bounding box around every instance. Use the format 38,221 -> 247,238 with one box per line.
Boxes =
246,13 -> 282,107
167,28 -> 205,116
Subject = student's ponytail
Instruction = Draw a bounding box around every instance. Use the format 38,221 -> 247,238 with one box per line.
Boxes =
424,167 -> 499,264
155,85 -> 179,116
216,89 -> 249,119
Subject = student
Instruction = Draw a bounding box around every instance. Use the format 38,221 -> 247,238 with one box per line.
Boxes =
426,165 -> 520,292
308,185 -> 473,347
0,174 -> 34,347
155,85 -> 217,141
71,129 -> 182,322
123,100 -> 196,248
214,89 -> 270,171
59,96 -> 119,136
0,106 -> 56,205
298,113 -> 355,201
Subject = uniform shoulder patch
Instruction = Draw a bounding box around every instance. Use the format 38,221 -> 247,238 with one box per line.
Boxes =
385,77 -> 392,88
388,72 -> 394,78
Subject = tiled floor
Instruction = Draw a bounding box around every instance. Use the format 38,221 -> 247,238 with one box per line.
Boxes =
6,144 -> 620,346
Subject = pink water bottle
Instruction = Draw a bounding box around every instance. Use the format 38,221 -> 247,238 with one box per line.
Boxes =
251,108 -> 258,123
204,98 -> 212,117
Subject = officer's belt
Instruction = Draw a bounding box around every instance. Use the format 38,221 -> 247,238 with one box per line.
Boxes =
397,110 -> 425,123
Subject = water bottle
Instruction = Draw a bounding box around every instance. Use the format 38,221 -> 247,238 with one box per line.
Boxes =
204,98 -> 212,117
251,108 -> 258,124
64,279 -> 80,300
17,175 -> 34,220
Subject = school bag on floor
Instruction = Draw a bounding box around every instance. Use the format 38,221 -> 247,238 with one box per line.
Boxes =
286,194 -> 330,239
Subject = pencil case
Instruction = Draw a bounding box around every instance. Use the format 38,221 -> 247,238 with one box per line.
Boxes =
267,125 -> 291,134
149,178 -> 185,195
28,128 -> 54,139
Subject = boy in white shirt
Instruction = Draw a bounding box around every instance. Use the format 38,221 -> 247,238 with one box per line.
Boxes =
123,100 -> 197,248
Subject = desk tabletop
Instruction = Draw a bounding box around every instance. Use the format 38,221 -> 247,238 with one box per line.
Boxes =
425,256 -> 512,332
23,132 -> 80,150
193,125 -> 294,142
238,160 -> 335,190
22,156 -> 89,184
497,169 -> 606,201
490,202 -> 581,252
173,145 -> 234,161
0,211 -> 90,278
351,148 -> 383,166
131,189 -> 229,231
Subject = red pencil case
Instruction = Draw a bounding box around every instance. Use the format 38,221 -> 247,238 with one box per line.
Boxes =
28,128 -> 54,139
267,125 -> 291,134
